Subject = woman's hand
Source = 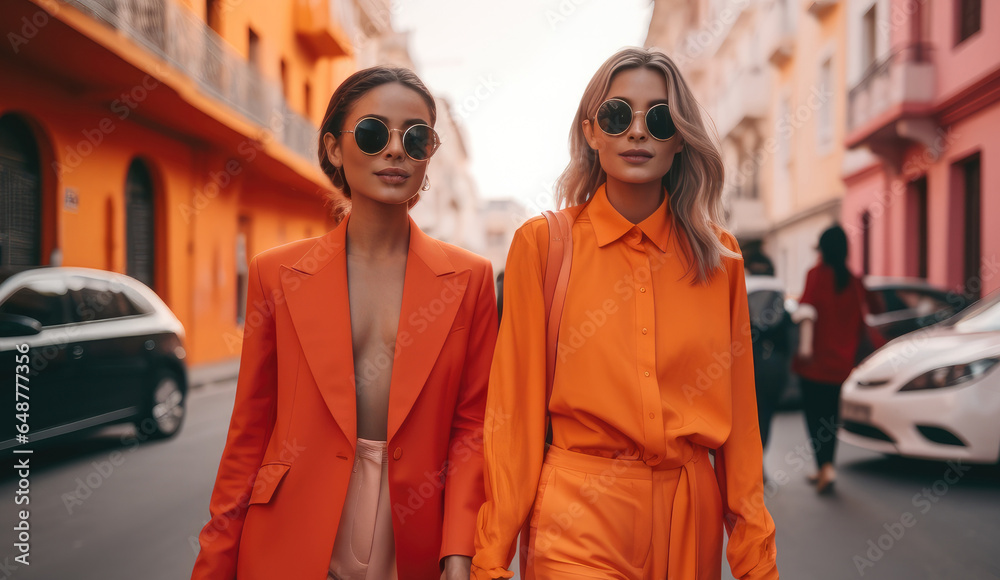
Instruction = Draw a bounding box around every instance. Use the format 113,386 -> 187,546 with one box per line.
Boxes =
440,554 -> 472,580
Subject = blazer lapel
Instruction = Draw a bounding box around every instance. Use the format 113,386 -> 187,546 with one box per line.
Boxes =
280,216 -> 358,449
280,214 -> 470,447
387,216 -> 469,442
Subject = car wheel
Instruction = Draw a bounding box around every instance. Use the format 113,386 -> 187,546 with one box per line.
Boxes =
135,368 -> 186,440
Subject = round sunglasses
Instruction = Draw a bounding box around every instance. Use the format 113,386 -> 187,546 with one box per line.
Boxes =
340,117 -> 441,161
594,98 -> 677,141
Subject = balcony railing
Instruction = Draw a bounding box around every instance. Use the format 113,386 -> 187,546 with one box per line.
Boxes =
677,0 -> 751,72
762,0 -> 794,66
61,0 -> 321,162
294,0 -> 356,57
847,43 -> 934,136
806,0 -> 839,18
713,66 -> 769,138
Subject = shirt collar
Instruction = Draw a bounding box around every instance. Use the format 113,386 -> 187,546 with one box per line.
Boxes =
587,182 -> 672,252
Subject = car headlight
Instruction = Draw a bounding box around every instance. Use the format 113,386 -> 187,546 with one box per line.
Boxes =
898,357 -> 999,392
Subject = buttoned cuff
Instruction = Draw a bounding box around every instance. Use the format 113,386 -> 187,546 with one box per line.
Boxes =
470,563 -> 515,580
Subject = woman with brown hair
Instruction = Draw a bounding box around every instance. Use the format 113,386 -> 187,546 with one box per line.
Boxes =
190,66 -> 497,580
472,47 -> 779,579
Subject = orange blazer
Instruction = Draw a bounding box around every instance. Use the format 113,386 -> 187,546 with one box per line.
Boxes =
190,213 -> 498,580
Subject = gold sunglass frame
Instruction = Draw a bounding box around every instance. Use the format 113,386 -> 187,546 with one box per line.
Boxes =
594,98 -> 677,142
340,116 -> 441,161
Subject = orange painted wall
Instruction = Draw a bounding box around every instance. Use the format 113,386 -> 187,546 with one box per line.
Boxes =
1,0 -> 355,366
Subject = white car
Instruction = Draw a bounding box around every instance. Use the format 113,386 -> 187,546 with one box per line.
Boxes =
839,290 -> 1000,464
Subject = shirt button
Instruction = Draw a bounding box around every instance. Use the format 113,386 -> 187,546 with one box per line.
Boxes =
642,327 -> 648,334
644,371 -> 650,377
393,447 -> 402,460
639,287 -> 646,293
649,412 -> 655,419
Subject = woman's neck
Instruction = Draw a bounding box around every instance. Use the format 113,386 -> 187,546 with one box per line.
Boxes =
344,195 -> 411,259
604,175 -> 664,224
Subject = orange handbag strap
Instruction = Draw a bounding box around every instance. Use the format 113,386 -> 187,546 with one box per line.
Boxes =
541,210 -> 570,402
540,205 -> 583,415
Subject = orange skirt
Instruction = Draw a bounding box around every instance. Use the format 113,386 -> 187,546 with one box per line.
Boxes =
523,445 -> 724,580
328,438 -> 398,580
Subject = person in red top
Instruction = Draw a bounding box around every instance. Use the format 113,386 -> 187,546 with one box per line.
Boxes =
791,224 -> 869,494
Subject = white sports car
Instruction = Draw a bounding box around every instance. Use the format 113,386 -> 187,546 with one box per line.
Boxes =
839,290 -> 1000,464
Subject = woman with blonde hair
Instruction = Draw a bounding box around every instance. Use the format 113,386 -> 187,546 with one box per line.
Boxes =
471,47 -> 779,579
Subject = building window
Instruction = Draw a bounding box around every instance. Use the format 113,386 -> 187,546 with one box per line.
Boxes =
235,235 -> 247,325
959,154 -> 981,299
280,58 -> 289,99
206,0 -> 222,34
861,211 -> 871,276
862,5 -> 877,72
304,81 -> 312,119
773,97 -> 792,217
908,176 -> 928,279
817,57 -> 833,152
248,28 -> 260,69
956,0 -> 981,45
125,158 -> 156,289
777,98 -> 791,167
0,114 -> 42,267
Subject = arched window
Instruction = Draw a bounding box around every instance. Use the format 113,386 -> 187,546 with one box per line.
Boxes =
860,211 -> 871,276
0,114 -> 42,267
125,158 -> 156,288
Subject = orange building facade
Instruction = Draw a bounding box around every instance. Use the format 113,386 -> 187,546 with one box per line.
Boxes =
0,0 -> 393,364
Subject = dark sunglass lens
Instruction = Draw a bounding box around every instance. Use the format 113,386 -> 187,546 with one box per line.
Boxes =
354,118 -> 389,154
403,125 -> 434,160
597,100 -> 632,135
645,104 -> 676,140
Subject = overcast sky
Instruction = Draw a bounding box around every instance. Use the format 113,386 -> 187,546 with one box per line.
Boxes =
394,0 -> 653,213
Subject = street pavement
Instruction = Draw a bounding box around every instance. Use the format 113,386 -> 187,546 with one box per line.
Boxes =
1,379 -> 998,579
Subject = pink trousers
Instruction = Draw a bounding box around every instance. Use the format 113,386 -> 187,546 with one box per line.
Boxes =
328,438 -> 398,580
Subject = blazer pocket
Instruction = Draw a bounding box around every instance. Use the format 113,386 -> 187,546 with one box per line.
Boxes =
248,461 -> 291,505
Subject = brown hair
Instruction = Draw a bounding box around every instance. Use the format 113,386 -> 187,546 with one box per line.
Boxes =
318,66 -> 437,214
555,47 -> 737,284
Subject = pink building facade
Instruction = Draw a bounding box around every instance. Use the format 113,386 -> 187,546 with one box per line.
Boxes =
843,0 -> 999,300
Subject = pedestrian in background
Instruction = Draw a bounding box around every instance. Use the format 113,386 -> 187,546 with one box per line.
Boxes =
495,269 -> 505,322
472,47 -> 778,580
792,224 -> 870,494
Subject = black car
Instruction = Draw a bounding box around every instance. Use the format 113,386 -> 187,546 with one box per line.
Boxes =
745,275 -> 797,422
861,276 -> 971,339
0,266 -> 188,450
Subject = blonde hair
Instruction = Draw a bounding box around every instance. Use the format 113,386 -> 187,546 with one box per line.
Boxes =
555,47 -> 738,283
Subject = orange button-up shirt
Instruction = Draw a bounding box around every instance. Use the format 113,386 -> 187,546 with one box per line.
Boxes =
472,183 -> 778,579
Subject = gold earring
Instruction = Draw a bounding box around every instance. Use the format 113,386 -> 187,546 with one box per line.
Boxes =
421,175 -> 431,191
